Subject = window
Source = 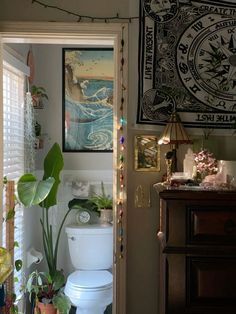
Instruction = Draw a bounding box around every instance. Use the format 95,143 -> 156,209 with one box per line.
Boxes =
2,57 -> 26,300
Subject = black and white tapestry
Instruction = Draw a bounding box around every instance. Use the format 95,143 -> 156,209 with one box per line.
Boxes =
137,0 -> 236,128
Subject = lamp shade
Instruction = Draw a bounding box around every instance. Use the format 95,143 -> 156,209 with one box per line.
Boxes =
158,112 -> 192,146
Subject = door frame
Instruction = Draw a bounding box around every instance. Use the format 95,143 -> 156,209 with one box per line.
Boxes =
0,21 -> 128,314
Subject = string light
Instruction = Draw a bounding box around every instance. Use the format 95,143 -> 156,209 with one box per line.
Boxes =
117,27 -> 126,259
32,0 -> 139,23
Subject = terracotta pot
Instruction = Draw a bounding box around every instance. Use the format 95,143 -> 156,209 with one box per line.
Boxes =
34,302 -> 58,314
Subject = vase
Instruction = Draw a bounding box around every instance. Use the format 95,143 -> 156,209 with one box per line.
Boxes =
34,302 -> 58,314
100,209 -> 113,225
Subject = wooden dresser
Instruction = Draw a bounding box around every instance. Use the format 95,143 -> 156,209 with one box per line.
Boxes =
157,188 -> 236,314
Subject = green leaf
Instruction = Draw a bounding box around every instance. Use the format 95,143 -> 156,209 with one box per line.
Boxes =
17,174 -> 55,207
6,209 -> 15,220
15,259 -> 22,271
14,277 -> 19,283
53,292 -> 71,314
52,270 -> 64,291
37,276 -> 42,286
14,241 -> 19,248
41,143 -> 64,209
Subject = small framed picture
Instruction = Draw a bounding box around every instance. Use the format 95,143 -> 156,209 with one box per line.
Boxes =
134,135 -> 161,171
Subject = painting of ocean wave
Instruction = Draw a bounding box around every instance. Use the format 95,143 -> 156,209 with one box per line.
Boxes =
63,48 -> 113,152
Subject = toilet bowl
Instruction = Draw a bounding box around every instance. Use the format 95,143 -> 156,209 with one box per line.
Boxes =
65,224 -> 113,314
65,270 -> 112,314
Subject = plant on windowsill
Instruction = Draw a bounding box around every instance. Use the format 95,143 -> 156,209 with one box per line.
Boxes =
31,85 -> 48,109
17,142 -> 74,313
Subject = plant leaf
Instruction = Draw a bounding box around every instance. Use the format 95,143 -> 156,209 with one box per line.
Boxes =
6,209 -> 15,220
41,143 -> 64,209
52,270 -> 64,291
17,174 -> 55,207
14,241 -> 19,248
15,259 -> 22,271
53,292 -> 71,314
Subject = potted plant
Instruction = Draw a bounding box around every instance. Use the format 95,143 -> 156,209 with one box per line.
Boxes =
17,143 -> 75,313
31,85 -> 48,108
26,270 -> 71,314
89,182 -> 113,225
34,121 -> 44,149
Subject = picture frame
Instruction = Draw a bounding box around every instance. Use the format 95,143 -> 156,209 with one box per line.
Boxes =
62,47 -> 114,152
134,135 -> 161,171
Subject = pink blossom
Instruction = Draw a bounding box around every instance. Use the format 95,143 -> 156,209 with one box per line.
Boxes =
194,149 -> 218,176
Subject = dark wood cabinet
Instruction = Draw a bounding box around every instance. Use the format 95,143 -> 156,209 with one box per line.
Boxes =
157,189 -> 236,314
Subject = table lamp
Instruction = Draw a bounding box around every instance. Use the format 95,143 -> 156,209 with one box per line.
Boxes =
158,112 -> 192,180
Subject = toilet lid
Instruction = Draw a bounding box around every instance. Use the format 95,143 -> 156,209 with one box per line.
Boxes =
67,270 -> 113,290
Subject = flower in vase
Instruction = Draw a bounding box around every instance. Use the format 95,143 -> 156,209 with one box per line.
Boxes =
194,149 -> 218,181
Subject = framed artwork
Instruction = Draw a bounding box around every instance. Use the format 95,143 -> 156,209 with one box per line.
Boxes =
62,47 -> 114,152
134,135 -> 161,171
137,0 -> 236,130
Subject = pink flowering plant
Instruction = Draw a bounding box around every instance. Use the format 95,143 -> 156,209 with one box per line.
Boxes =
194,149 -> 218,182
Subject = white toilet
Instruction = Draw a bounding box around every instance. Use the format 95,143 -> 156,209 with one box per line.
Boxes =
64,224 -> 113,314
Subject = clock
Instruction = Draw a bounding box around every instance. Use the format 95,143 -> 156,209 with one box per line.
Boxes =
76,210 -> 91,224
177,14 -> 236,111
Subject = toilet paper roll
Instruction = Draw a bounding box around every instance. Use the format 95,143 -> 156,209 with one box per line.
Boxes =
27,247 -> 43,268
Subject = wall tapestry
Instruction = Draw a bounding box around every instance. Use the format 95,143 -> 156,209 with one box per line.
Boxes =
138,0 -> 236,129
62,48 -> 113,152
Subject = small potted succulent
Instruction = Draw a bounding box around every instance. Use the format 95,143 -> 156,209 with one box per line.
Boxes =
31,85 -> 48,108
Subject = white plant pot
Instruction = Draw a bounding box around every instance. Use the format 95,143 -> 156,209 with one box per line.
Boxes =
100,209 -> 113,225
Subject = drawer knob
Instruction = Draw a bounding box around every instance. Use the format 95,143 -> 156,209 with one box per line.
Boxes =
157,231 -> 165,248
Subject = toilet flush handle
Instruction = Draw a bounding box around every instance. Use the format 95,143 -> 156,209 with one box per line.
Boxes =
68,236 -> 75,241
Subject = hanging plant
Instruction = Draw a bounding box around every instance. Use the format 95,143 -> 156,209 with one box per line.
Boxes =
31,85 -> 48,108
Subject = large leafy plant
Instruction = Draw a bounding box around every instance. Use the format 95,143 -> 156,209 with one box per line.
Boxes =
17,143 -> 73,312
17,142 -> 65,277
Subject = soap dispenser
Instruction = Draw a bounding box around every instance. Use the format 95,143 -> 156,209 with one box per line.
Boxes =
183,148 -> 194,179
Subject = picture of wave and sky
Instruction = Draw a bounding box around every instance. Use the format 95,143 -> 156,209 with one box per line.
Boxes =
63,48 -> 114,151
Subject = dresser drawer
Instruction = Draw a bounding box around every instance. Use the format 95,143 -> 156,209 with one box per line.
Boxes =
187,256 -> 236,307
187,206 -> 236,245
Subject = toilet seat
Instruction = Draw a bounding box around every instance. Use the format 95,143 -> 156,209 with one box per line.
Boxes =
66,270 -> 113,291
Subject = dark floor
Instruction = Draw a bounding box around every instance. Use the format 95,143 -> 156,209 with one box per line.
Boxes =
69,303 -> 112,313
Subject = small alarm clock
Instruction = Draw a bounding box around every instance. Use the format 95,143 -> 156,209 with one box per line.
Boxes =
76,210 -> 91,224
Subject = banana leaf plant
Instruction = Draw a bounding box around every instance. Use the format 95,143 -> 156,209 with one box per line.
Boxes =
17,143 -> 73,279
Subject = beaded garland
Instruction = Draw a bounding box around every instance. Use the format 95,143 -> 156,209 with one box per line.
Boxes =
117,28 -> 126,259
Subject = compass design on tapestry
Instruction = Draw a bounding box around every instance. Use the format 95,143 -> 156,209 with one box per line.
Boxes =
177,14 -> 236,112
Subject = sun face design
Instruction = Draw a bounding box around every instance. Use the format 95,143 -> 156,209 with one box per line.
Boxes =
177,14 -> 236,112
144,0 -> 178,23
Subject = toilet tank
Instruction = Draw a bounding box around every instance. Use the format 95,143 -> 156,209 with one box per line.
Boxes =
65,224 -> 113,270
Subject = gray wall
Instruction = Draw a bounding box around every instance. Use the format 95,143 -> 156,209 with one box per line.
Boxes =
2,1 -> 236,314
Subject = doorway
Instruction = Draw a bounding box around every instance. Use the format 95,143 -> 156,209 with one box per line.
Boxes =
0,21 -> 128,314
